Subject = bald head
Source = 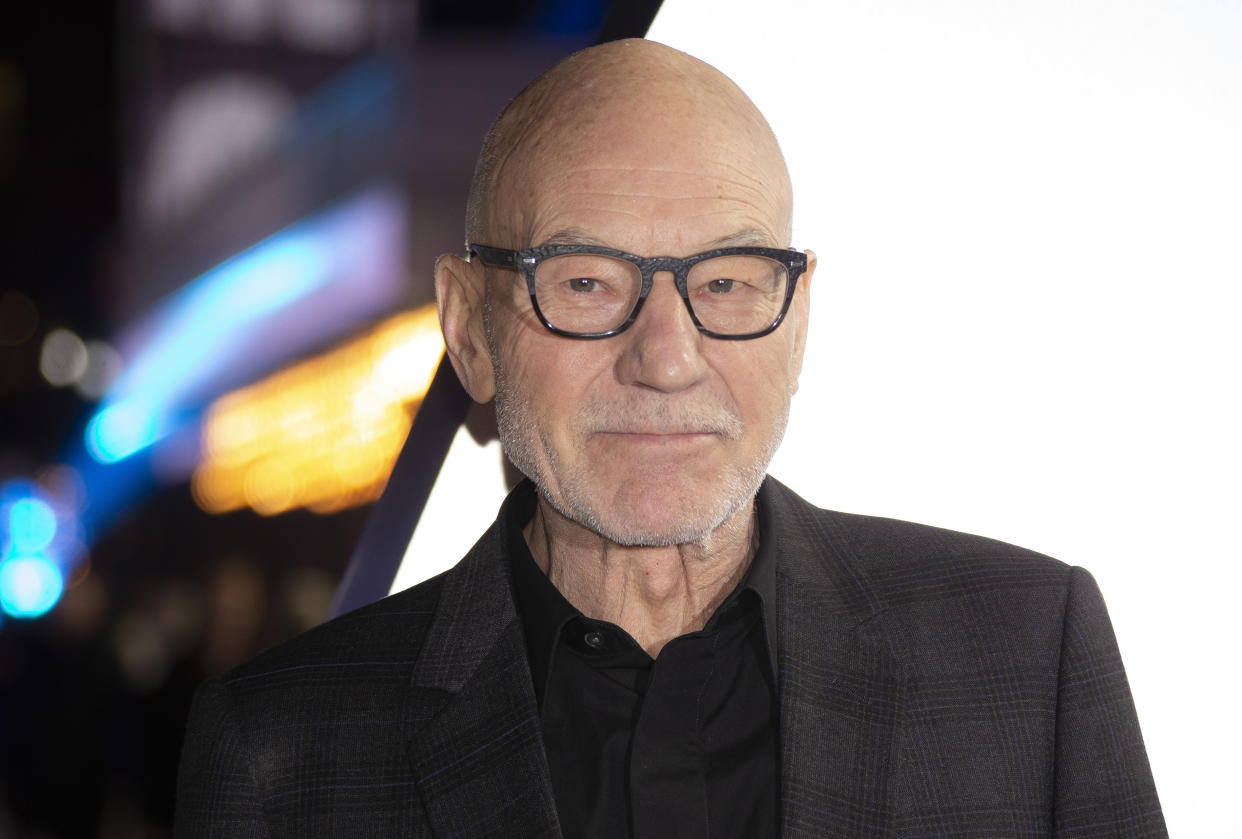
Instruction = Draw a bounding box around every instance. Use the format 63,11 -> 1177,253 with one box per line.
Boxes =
436,39 -> 813,550
465,39 -> 793,248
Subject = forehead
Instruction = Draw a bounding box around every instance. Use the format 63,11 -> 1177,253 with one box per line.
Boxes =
493,85 -> 792,250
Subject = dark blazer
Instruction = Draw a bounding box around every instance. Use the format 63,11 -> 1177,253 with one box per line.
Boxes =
175,478 -> 1166,837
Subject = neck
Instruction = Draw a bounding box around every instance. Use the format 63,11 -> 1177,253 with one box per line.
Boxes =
523,497 -> 757,658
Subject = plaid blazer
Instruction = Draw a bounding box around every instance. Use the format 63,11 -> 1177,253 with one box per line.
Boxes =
175,478 -> 1166,837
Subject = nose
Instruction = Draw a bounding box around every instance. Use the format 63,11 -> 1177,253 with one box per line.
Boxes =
613,272 -> 708,392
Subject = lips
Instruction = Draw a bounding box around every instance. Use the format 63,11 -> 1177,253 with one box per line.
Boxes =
593,428 -> 722,436
579,405 -> 744,441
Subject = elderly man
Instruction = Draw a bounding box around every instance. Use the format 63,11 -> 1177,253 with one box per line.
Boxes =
176,39 -> 1165,838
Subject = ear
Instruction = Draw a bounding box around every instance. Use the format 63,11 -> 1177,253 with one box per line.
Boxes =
435,252 -> 496,403
787,249 -> 816,395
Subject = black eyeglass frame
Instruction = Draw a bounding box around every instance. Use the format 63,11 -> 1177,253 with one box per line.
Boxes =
467,243 -> 808,340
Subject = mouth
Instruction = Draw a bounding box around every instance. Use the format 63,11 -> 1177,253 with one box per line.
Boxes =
580,404 -> 744,442
592,430 -> 722,444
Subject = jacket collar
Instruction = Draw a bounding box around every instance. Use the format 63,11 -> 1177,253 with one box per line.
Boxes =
761,478 -> 903,838
405,484 -> 562,837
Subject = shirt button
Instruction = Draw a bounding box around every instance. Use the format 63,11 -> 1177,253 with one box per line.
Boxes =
583,630 -> 606,649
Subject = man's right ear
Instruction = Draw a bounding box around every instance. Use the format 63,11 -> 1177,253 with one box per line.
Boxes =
434,252 -> 496,404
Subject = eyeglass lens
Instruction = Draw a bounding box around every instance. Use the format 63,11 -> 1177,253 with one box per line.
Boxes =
533,253 -> 789,336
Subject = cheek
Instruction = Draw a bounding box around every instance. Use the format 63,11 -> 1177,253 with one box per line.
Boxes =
499,328 -> 612,431
716,342 -> 799,425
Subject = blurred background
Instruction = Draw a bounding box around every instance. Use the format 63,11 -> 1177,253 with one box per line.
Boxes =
0,1 -> 649,835
3,0 -> 1239,836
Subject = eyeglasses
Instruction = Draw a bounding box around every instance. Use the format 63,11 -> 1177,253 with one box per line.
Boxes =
466,243 -> 808,340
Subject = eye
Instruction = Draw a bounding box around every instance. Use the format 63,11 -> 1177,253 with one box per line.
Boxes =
706,278 -> 736,293
567,277 -> 599,293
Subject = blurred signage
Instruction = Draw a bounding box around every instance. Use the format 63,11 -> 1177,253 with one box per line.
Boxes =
120,0 -> 415,315
193,303 -> 444,516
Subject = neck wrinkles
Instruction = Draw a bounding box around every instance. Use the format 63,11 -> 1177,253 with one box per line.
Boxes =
523,495 -> 757,657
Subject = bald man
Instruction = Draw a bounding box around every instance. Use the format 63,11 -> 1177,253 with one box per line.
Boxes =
176,40 -> 1165,838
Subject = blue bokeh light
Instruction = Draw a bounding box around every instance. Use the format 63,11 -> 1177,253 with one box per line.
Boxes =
85,398 -> 162,464
8,496 -> 57,553
0,554 -> 64,619
79,190 -> 395,466
83,234 -> 327,465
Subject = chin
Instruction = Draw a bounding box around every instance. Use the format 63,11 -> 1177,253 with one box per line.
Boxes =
546,466 -> 763,548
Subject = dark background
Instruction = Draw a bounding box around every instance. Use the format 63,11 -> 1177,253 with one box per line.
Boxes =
0,2 -> 656,835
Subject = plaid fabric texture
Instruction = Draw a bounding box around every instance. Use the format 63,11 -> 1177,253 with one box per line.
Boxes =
175,478 -> 1165,838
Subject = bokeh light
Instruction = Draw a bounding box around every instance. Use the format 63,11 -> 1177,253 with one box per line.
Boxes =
8,496 -> 57,553
193,303 -> 443,516
75,339 -> 124,400
83,186 -> 406,466
0,481 -> 78,620
86,398 -> 161,463
39,327 -> 89,386
0,554 -> 64,618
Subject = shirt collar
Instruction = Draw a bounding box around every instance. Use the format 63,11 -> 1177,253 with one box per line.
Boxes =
506,479 -> 779,707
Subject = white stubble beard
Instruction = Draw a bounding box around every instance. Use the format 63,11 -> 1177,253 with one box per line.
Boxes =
490,347 -> 788,548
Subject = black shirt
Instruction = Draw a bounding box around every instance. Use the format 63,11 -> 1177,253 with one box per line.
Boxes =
506,484 -> 779,839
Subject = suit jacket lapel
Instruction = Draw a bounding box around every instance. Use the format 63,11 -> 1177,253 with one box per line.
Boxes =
401,477 -> 904,838
765,479 -> 904,838
404,514 -> 561,838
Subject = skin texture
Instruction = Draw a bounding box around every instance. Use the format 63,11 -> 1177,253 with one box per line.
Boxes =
436,39 -> 815,656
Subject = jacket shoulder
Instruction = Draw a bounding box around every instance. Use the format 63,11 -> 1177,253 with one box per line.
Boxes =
219,570 -> 448,690
763,477 -> 1074,618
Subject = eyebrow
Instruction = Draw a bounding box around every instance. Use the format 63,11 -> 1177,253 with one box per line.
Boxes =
539,229 -> 610,247
537,228 -> 782,250
706,229 -> 781,248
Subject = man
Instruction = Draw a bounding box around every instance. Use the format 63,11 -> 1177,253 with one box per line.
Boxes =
176,39 -> 1166,837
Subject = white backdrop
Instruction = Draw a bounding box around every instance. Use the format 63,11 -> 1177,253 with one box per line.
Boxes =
398,4 -> 1241,834
652,2 -> 1239,834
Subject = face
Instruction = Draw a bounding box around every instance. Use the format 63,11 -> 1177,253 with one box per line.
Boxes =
445,84 -> 813,547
